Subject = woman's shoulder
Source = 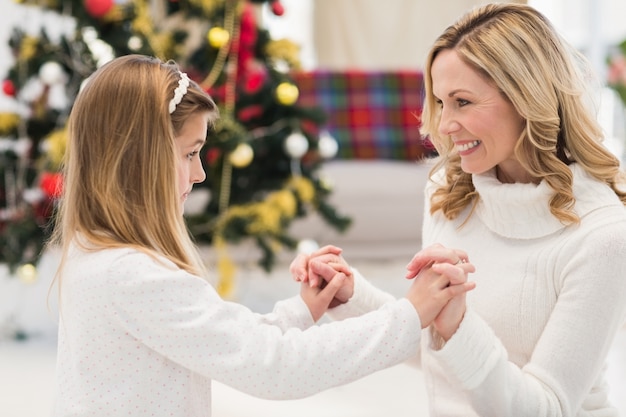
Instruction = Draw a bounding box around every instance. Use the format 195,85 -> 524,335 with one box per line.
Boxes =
571,164 -> 626,218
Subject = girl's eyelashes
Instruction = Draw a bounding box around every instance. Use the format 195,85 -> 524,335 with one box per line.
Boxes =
187,150 -> 199,160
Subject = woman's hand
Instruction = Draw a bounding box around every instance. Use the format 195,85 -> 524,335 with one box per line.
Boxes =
405,258 -> 475,329
406,243 -> 469,283
430,262 -> 471,341
403,244 -> 475,329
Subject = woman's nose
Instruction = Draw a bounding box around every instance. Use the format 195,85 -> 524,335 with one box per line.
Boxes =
438,108 -> 461,136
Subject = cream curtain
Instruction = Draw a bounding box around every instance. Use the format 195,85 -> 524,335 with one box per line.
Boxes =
313,0 -> 527,70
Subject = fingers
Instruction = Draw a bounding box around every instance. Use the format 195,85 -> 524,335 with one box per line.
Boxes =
319,261 -> 351,277
307,245 -> 343,260
406,244 -> 470,279
290,253 -> 310,282
445,281 -> 476,298
318,271 -> 347,302
302,272 -> 347,322
430,261 -> 475,285
308,255 -> 351,288
289,245 -> 343,286
309,260 -> 348,287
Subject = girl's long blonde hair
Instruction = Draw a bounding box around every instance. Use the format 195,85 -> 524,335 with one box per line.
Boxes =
421,3 -> 626,222
49,55 -> 218,284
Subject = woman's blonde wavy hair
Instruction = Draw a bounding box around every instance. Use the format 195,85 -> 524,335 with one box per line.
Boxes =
421,3 -> 626,223
48,54 -> 218,285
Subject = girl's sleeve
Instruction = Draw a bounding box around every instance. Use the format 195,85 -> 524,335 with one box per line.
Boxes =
253,294 -> 317,331
426,220 -> 626,416
106,252 -> 422,400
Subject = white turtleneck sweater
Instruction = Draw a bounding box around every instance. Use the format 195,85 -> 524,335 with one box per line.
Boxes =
330,163 -> 626,416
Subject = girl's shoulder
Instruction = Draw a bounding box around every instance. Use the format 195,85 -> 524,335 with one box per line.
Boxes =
68,243 -> 181,280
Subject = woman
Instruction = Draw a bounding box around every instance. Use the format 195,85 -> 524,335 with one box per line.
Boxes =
294,3 -> 626,415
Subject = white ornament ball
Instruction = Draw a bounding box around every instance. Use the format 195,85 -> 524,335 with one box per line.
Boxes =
318,131 -> 339,159
22,187 -> 45,204
128,36 -> 143,51
229,143 -> 254,168
47,83 -> 69,110
297,239 -> 319,255
284,132 -> 309,159
39,61 -> 66,85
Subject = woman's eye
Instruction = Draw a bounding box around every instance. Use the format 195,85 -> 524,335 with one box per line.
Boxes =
457,98 -> 469,106
187,151 -> 199,160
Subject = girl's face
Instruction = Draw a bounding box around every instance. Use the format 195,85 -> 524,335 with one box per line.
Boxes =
431,49 -> 529,183
175,111 -> 209,213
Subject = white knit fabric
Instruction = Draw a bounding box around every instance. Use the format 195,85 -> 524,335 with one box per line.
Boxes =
334,163 -> 626,416
53,245 -> 422,416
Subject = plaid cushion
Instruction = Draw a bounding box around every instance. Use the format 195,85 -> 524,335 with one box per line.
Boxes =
293,71 -> 427,160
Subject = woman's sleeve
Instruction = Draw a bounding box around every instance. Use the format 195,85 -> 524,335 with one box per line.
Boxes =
427,220 -> 626,416
325,268 -> 397,320
106,253 -> 422,400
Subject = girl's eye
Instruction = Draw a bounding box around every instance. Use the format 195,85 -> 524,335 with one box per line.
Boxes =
187,151 -> 199,160
457,98 -> 469,106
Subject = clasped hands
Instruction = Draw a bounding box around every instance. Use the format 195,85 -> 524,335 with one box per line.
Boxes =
291,244 -> 476,341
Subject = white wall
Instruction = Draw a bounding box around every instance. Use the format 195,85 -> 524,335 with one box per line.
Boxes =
530,0 -> 626,78
264,0 -> 626,75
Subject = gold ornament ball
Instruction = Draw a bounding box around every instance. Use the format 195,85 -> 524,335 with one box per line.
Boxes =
16,263 -> 38,284
319,174 -> 334,192
208,27 -> 230,49
229,143 -> 254,168
275,82 -> 299,105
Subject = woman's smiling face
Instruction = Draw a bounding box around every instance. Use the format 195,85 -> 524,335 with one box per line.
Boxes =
431,49 -> 529,183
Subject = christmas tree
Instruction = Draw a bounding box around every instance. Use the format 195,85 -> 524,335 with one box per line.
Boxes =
0,0 -> 351,296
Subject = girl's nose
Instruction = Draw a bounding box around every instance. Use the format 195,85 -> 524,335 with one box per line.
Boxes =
192,159 -> 206,184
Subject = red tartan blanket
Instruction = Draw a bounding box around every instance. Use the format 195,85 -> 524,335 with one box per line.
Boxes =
293,71 -> 428,160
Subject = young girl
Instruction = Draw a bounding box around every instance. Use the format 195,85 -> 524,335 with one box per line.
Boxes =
49,54 -> 475,417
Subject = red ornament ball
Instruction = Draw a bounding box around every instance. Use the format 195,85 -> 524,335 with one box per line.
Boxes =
205,148 -> 222,165
271,1 -> 284,16
40,172 -> 64,199
2,79 -> 15,96
84,0 -> 114,18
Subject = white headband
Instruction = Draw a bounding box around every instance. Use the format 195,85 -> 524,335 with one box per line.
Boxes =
168,72 -> 190,114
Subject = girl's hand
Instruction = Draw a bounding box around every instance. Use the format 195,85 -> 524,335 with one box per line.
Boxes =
300,262 -> 350,321
290,245 -> 350,287
290,245 -> 354,306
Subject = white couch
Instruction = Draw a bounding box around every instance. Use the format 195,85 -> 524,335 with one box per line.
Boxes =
288,159 -> 431,262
